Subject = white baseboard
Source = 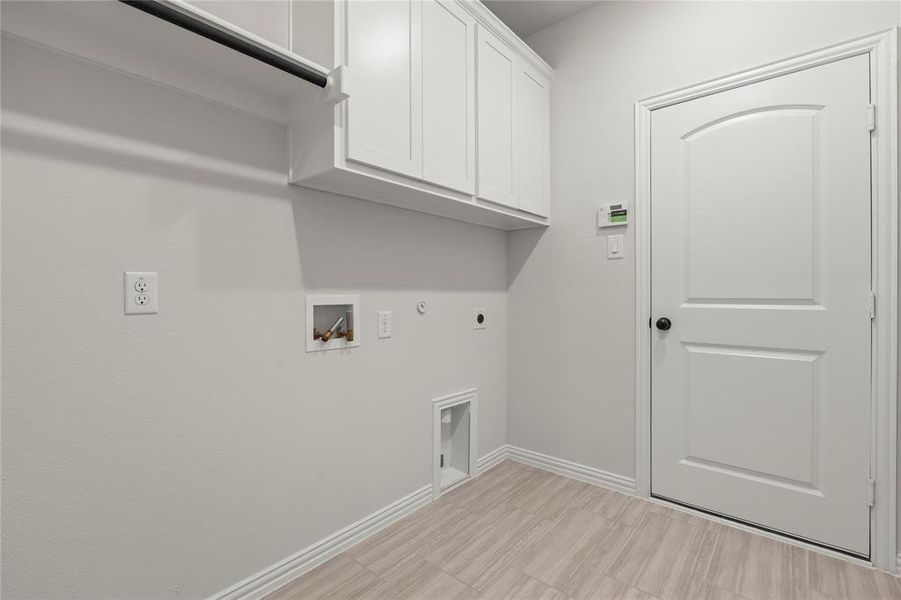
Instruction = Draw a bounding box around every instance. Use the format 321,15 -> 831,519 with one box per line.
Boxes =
476,445 -> 508,474
211,445 -> 637,599
211,484 -> 432,600
213,446 -> 513,600
505,445 -> 636,495
475,444 -> 637,495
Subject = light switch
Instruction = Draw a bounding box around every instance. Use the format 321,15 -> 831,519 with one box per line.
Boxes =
607,235 -> 624,260
377,310 -> 392,338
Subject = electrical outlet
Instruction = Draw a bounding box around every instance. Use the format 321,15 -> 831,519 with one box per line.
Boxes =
377,310 -> 392,338
473,308 -> 487,330
124,272 -> 158,315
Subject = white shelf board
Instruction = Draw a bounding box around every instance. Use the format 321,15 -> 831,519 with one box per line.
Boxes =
3,1 -> 552,232
297,166 -> 549,231
1,0 -> 324,124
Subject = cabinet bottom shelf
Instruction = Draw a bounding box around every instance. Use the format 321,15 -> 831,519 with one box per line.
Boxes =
292,166 -> 548,231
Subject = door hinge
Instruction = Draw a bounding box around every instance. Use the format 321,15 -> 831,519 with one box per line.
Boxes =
867,104 -> 876,132
866,478 -> 876,507
868,291 -> 876,320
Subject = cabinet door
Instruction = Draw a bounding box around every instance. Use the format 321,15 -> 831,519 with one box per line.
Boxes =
422,0 -> 475,194
186,1 -> 290,49
476,26 -> 517,208
345,0 -> 422,179
517,63 -> 550,217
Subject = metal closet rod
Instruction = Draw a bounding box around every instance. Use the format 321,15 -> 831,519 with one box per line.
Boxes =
118,0 -> 329,88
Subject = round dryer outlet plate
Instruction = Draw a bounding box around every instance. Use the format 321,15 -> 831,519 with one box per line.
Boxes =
473,308 -> 487,330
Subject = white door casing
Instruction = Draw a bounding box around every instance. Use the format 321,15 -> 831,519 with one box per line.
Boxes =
635,29 -> 898,570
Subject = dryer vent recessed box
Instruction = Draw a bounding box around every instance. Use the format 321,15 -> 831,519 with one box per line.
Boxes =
598,203 -> 630,228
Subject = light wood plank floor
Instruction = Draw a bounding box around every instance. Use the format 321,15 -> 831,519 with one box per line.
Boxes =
267,461 -> 901,600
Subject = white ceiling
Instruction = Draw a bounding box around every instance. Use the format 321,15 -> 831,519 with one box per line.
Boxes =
482,0 -> 600,38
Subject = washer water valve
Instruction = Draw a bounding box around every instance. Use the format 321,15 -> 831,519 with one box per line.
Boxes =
319,316 -> 344,342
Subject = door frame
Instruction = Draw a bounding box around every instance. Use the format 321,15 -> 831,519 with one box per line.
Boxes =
634,28 -> 898,572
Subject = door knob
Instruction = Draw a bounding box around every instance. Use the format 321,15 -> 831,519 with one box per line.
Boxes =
656,317 -> 672,331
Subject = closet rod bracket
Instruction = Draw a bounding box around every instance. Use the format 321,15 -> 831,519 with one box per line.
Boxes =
320,66 -> 350,105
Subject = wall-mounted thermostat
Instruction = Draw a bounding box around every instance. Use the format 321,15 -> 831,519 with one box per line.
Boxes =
598,203 -> 629,228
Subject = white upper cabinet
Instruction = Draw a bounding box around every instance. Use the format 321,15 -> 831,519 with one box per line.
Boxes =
476,27 -> 550,216
1,0 -> 550,227
345,0 -> 423,178
422,0 -> 476,194
476,26 -> 517,208
517,63 -> 550,217
185,1 -> 291,49
288,0 -> 553,230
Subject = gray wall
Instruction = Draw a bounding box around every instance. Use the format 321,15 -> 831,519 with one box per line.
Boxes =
1,36 -> 508,599
5,2 -> 901,597
508,0 -> 899,538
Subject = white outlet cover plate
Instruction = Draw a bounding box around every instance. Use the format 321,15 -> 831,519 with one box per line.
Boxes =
124,271 -> 158,314
377,310 -> 392,338
473,308 -> 487,330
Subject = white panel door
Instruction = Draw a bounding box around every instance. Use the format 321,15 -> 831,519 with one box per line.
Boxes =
517,63 -> 550,217
650,55 -> 872,556
346,0 -> 422,178
476,26 -> 517,208
422,0 -> 475,194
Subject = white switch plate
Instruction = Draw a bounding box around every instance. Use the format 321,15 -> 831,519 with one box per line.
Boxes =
377,310 -> 392,338
473,308 -> 487,330
124,271 -> 158,314
607,235 -> 624,260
